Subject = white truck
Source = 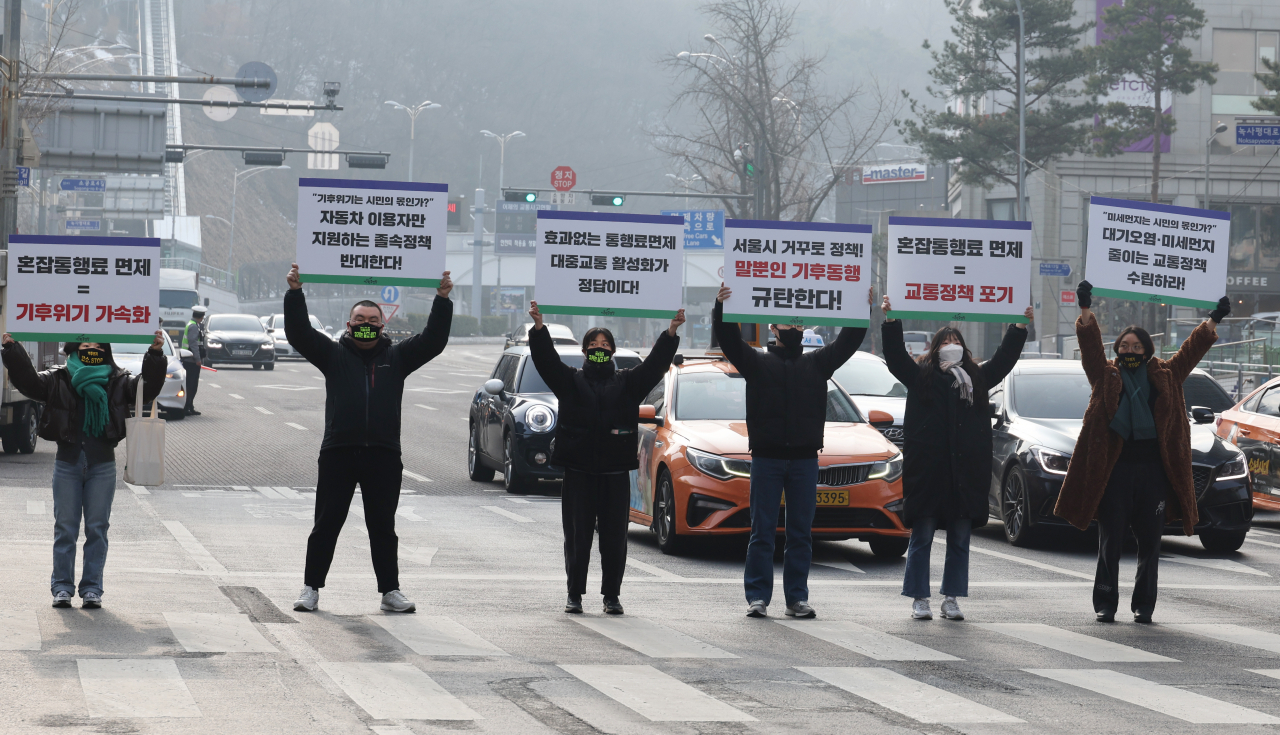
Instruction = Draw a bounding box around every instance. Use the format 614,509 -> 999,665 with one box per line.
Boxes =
160,267 -> 240,343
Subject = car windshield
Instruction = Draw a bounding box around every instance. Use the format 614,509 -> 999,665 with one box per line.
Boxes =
309,315 -> 324,330
675,371 -> 861,422
832,359 -> 908,397
1011,372 -> 1093,418
208,315 -> 265,332
159,289 -> 198,309
905,334 -> 928,343
517,353 -> 643,393
1183,373 -> 1235,413
113,340 -> 173,356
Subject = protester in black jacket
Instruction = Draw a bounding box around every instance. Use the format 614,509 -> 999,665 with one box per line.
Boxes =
712,285 -> 866,620
284,263 -> 453,614
527,300 -> 682,615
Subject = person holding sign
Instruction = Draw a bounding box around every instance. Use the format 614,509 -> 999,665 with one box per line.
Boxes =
526,301 -> 683,615
1055,282 -> 1229,624
285,263 -> 454,614
713,284 -> 867,620
881,298 -> 1032,621
1,330 -> 166,609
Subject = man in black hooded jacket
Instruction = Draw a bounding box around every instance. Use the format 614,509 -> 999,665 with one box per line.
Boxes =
284,262 -> 452,614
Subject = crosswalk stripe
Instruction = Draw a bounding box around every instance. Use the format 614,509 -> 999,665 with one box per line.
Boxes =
414,403 -> 438,410
945,539 -> 1093,580
0,611 -> 41,650
25,500 -> 44,514
371,616 -> 508,656
397,507 -> 424,521
406,546 -> 437,566
625,558 -> 683,580
976,623 -> 1176,662
403,470 -> 431,482
1026,669 -> 1280,724
254,406 -> 273,414
285,422 -> 308,430
272,486 -> 303,499
1166,623 -> 1280,655
318,662 -> 480,720
254,486 -> 283,500
1160,552 -> 1269,577
799,667 -> 1023,723
161,520 -> 227,574
482,505 -> 535,523
559,664 -> 755,722
572,617 -> 737,659
162,612 -> 277,653
1247,670 -> 1280,682
775,620 -> 960,661
77,659 -> 202,718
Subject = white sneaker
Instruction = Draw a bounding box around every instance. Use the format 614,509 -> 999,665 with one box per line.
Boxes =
380,589 -> 416,613
941,596 -> 964,620
911,598 -> 932,620
746,600 -> 768,618
293,585 -> 318,611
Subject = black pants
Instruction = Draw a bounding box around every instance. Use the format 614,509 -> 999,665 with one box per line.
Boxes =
1094,461 -> 1169,617
304,447 -> 403,594
182,360 -> 199,411
562,468 -> 631,597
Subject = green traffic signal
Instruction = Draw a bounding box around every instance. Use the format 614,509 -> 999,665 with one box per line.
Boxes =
504,191 -> 538,203
590,194 -> 626,206
611,196 -> 624,206
525,192 -> 537,203
745,162 -> 756,178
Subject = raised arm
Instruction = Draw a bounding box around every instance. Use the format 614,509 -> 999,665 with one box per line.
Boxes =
526,305 -> 577,399
1076,314 -> 1109,387
396,296 -> 453,375
627,328 -> 680,400
980,323 -> 1029,387
812,325 -> 867,379
879,318 -> 919,389
0,337 -> 52,402
1165,297 -> 1227,382
283,264 -> 337,372
711,288 -> 758,379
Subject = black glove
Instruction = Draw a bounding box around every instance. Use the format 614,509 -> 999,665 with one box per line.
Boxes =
1209,296 -> 1231,324
1076,280 -> 1093,309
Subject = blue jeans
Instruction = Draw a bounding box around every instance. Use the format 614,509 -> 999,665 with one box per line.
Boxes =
51,453 -> 117,597
743,456 -> 819,606
901,516 -> 971,599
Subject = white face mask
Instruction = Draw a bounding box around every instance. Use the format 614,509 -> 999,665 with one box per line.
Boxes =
938,344 -> 964,364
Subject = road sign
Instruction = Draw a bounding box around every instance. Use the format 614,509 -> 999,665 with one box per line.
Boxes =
377,303 -> 400,321
308,122 -> 339,170
60,178 -> 106,192
66,219 -> 101,231
551,166 -> 576,191
1060,290 -> 1076,307
16,166 -> 29,187
260,100 -> 316,117
660,209 -> 725,250
550,191 -> 576,205
235,61 -> 277,103
495,200 -> 558,254
380,285 -> 401,305
1039,262 -> 1071,277
1237,124 -> 1280,146
202,86 -> 238,122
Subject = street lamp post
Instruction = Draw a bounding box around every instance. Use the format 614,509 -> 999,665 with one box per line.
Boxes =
1204,121 -> 1229,210
385,99 -> 441,181
480,130 -> 525,193
1014,0 -> 1026,222
224,165 -> 289,275
666,173 -> 703,209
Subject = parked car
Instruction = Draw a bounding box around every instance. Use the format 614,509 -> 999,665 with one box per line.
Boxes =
632,354 -> 908,556
1215,375 -> 1280,513
111,331 -> 189,420
988,360 -> 1251,551
505,322 -> 576,349
468,344 -> 643,492
264,312 -> 327,358
832,352 -> 907,447
204,313 -> 277,370
903,330 -> 933,357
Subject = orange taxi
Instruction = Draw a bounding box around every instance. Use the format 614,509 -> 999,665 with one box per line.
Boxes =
630,353 -> 908,556
1216,375 -> 1280,511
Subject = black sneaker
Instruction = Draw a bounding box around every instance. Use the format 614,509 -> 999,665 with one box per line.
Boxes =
603,596 -> 624,615
564,594 -> 583,614
1133,611 -> 1153,624
186,408 -> 201,416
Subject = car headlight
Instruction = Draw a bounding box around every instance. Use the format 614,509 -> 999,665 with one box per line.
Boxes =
868,451 -> 903,482
274,334 -> 289,342
206,340 -> 222,349
686,447 -> 751,481
1031,446 -> 1071,475
1217,453 -> 1248,481
262,341 -> 275,348
525,404 -> 555,433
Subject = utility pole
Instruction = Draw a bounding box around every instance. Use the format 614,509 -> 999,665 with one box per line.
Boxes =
1014,0 -> 1026,222
0,0 -> 21,248
471,188 -> 486,320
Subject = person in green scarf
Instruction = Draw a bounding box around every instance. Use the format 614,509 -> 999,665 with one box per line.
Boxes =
1,330 -> 166,610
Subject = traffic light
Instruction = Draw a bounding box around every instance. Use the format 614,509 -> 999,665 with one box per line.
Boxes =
591,194 -> 625,206
505,191 -> 537,203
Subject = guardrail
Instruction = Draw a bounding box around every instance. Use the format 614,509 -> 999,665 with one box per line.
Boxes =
1195,359 -> 1278,399
160,258 -> 238,293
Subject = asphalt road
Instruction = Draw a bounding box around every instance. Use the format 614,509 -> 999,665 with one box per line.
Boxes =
4,342 -> 1280,734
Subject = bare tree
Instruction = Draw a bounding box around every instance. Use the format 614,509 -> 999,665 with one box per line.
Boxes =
653,0 -> 900,221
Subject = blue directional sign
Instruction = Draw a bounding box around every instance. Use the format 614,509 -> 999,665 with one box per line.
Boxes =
65,219 -> 101,231
15,166 -> 29,187
380,285 -> 400,304
1237,124 -> 1280,146
1039,262 -> 1072,277
60,178 -> 106,192
661,209 -> 725,250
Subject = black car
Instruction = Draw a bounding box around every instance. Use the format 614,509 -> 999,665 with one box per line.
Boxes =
203,313 -> 276,370
468,344 -> 642,493
988,360 -> 1251,551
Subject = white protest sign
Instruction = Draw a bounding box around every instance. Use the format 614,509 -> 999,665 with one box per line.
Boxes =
296,178 -> 448,288
721,219 -> 872,327
1084,196 -> 1228,308
534,211 -> 685,318
886,217 -> 1031,323
6,235 -> 160,343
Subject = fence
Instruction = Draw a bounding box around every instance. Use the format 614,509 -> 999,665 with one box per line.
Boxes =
160,258 -> 237,293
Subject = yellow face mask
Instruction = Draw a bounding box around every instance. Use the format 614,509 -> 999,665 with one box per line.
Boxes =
79,348 -> 106,366
1118,353 -> 1144,370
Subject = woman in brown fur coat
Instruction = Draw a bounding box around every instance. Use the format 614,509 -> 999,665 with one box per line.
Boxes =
1054,281 -> 1229,624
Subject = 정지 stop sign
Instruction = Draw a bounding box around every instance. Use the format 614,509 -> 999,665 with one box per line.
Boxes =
551,166 -> 576,192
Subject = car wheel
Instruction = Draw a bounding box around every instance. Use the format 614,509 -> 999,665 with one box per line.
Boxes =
11,404 -> 39,454
503,433 -> 530,494
1199,529 -> 1247,553
468,423 -> 496,482
1001,465 -> 1035,547
263,363 -> 275,371
868,537 -> 910,558
654,469 -> 686,555
252,363 -> 262,370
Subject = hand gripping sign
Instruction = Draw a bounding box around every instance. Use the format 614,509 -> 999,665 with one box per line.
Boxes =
1084,196 -> 1229,308
534,211 -> 685,318
721,219 -> 872,327
296,178 -> 448,288
886,217 -> 1032,323
6,235 -> 160,343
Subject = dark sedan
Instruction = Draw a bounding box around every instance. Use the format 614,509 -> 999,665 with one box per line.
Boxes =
203,313 -> 276,370
988,361 -> 1251,551
468,344 -> 641,493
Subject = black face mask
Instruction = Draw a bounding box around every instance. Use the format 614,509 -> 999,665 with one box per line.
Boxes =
79,348 -> 106,366
1118,353 -> 1145,370
776,328 -> 803,349
351,323 -> 382,343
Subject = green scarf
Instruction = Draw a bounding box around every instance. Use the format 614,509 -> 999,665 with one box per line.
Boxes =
1110,363 -> 1157,441
65,354 -> 112,438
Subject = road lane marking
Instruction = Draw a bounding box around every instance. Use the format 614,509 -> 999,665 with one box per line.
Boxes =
939,538 -> 1093,580
1160,552 -> 1269,577
774,620 -> 960,661
163,613 -> 277,652
318,662 -> 480,720
1025,669 -> 1280,723
254,406 -> 273,414
312,376 -> 324,381
77,659 -> 201,718
560,664 -> 754,722
256,384 -> 322,391
285,422 -> 308,430
504,497 -> 531,503
406,547 -> 437,566
415,404 -> 438,411
124,481 -> 149,496
1167,623 -> 1280,655
625,558 -> 683,580
482,505 -> 534,523
406,387 -> 466,394
207,382 -> 220,388
0,611 -> 41,650
228,393 -> 244,399
371,616 -> 509,656
799,667 -> 1022,724
161,520 -> 228,574
976,623 -> 1176,662
272,486 -> 303,499
397,507 -> 424,521
573,617 -> 736,659
813,553 -> 865,574
254,486 -> 284,500
1245,537 -> 1280,549
403,470 -> 431,482
26,500 -> 44,514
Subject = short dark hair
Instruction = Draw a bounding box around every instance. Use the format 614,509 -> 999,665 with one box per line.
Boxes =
1113,325 -> 1155,357
582,327 -> 616,352
349,300 -> 383,319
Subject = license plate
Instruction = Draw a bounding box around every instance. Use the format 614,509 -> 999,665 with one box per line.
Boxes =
231,349 -> 252,356
782,490 -> 848,507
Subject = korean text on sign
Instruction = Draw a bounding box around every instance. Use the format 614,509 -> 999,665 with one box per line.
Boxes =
885,217 -> 1031,323
534,211 -> 685,319
721,220 -> 872,328
295,178 -> 448,288
5,235 -> 160,343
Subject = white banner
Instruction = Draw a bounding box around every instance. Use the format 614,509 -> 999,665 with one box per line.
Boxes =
886,217 -> 1031,323
6,235 -> 160,343
534,211 -> 685,318
860,162 -> 927,185
1084,196 -> 1229,308
721,220 -> 872,327
295,178 -> 448,288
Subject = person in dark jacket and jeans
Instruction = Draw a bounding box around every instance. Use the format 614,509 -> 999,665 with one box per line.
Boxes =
881,297 -> 1030,621
712,284 -> 866,619
285,263 -> 453,614
2,330 -> 166,609
527,300 -> 683,615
